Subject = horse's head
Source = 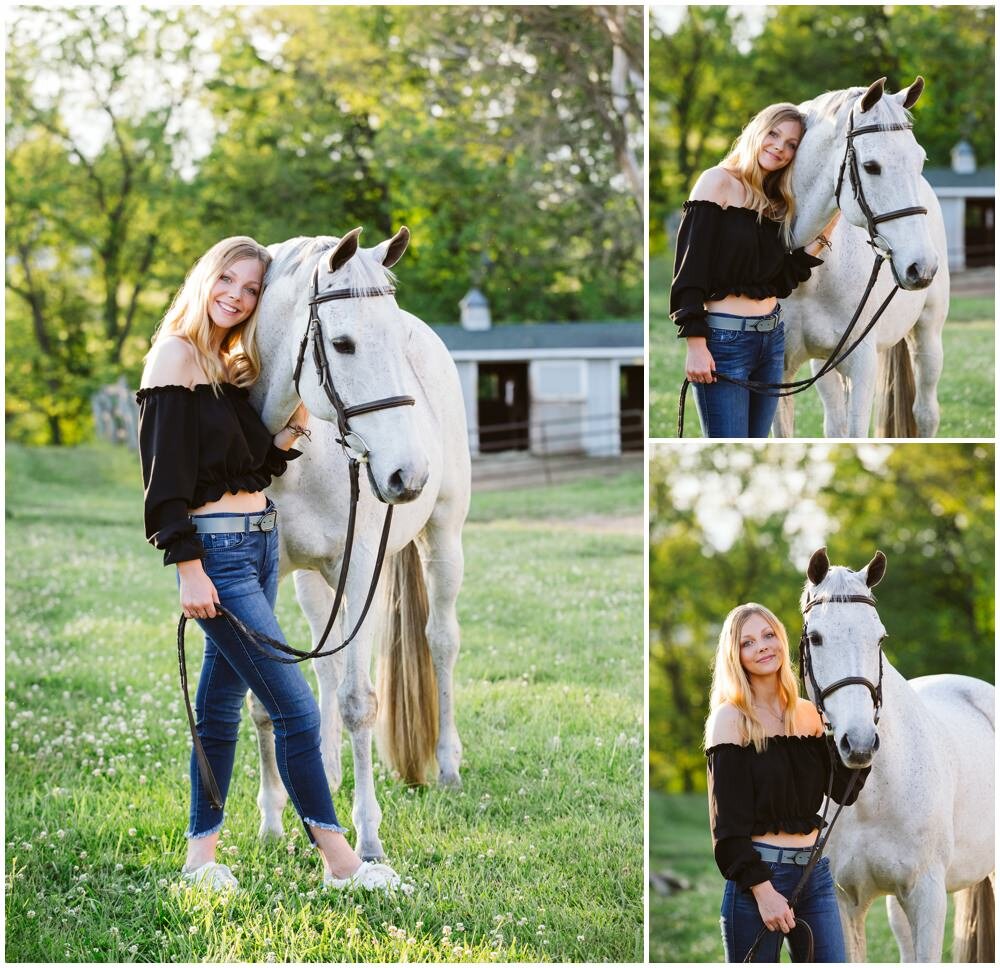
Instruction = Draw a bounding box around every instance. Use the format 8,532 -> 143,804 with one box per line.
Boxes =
839,77 -> 937,289
259,228 -> 428,505
800,547 -> 888,768
796,77 -> 937,290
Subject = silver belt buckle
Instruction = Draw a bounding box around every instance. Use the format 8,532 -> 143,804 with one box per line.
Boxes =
255,509 -> 277,532
791,850 -> 813,866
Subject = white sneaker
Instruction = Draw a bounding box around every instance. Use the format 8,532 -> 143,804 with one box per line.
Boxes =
181,861 -> 239,891
324,860 -> 402,892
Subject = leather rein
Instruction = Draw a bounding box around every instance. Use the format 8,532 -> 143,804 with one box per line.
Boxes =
743,592 -> 882,962
179,261 -> 415,810
678,102 -> 929,437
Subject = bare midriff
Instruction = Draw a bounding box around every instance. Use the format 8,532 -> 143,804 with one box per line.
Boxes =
752,829 -> 819,848
705,294 -> 779,318
190,489 -> 267,516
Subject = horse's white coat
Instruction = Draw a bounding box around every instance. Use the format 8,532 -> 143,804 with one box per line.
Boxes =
777,81 -> 949,437
801,557 -> 994,962
248,233 -> 471,859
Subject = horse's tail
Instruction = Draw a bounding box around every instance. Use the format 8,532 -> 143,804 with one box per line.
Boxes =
875,340 -> 917,436
952,875 -> 995,962
375,541 -> 438,786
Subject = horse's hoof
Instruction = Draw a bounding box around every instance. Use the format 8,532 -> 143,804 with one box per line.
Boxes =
438,770 -> 462,790
258,821 -> 284,840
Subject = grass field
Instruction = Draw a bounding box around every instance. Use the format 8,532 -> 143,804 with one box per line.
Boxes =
5,443 -> 643,963
649,254 -> 995,438
649,791 -> 956,962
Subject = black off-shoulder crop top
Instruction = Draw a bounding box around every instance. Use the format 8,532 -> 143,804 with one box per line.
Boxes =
706,734 -> 870,890
136,383 -> 300,565
670,200 -> 825,339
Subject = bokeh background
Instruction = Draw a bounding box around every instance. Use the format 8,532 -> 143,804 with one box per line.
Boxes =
6,4 -> 643,445
649,441 -> 995,960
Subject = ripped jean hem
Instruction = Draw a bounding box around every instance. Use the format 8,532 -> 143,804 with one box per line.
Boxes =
303,816 -> 349,835
185,818 -> 224,840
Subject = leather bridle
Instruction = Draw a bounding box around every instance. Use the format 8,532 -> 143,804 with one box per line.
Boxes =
799,592 -> 884,728
178,256 -> 419,810
678,96 -> 930,437
833,103 -> 928,254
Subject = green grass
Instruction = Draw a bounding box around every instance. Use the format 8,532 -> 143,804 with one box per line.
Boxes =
649,791 -> 955,962
5,443 -> 643,963
650,254 -> 995,438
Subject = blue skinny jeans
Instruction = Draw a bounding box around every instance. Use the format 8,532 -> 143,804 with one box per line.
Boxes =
183,506 -> 346,842
692,310 -> 785,438
720,848 -> 847,962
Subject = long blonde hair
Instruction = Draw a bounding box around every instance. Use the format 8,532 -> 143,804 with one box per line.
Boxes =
719,103 -> 804,247
706,603 -> 800,752
149,236 -> 271,391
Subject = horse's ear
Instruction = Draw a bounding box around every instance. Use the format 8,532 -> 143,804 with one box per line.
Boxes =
328,227 -> 363,274
863,550 -> 887,588
372,226 -> 410,268
897,76 -> 924,110
859,77 -> 887,113
807,547 -> 830,586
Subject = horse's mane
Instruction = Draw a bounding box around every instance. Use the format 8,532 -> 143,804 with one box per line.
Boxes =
800,565 -> 869,609
800,85 -> 913,133
265,235 -> 396,294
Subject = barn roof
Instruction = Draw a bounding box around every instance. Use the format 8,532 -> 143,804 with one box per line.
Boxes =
430,321 -> 643,352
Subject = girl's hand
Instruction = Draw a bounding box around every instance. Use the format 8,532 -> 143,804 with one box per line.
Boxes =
177,559 -> 220,620
685,337 -> 716,384
751,880 -> 796,933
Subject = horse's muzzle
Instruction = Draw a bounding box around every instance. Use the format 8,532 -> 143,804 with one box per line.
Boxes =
893,254 -> 938,291
381,463 -> 429,504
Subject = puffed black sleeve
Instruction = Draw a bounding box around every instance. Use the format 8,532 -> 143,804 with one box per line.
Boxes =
769,247 -> 825,298
707,744 -> 772,890
261,443 -> 302,478
826,733 -> 872,804
669,200 -> 723,339
136,387 -> 205,566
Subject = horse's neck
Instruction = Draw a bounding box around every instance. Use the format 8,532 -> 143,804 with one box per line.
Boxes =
790,121 -> 842,248
863,661 -> 930,796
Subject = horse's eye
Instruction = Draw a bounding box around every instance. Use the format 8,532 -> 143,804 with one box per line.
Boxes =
862,161 -> 881,175
809,631 -> 823,646
332,337 -> 355,355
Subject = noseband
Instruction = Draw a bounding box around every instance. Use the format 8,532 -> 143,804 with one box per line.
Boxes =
800,593 -> 884,728
833,102 -> 928,252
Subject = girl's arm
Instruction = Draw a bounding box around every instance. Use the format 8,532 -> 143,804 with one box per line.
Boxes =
273,402 -> 311,451
804,211 -> 842,258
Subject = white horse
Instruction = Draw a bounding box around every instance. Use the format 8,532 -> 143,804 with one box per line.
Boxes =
247,228 -> 471,861
776,77 -> 950,438
801,548 -> 994,962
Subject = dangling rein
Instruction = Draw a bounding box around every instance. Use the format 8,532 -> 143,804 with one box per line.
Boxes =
677,250 -> 899,437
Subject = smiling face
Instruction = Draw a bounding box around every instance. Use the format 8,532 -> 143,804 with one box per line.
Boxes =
758,119 -> 803,173
207,257 -> 264,331
738,611 -> 784,680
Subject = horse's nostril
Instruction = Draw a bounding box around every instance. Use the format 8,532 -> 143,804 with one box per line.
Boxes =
906,262 -> 921,282
872,733 -> 880,752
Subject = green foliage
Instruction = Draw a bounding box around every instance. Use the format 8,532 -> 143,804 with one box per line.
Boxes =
649,443 -> 994,794
650,5 -> 996,246
7,6 -> 642,445
5,444 -> 642,961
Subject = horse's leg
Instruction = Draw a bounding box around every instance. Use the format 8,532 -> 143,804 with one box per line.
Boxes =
811,362 -> 849,437
836,892 -> 872,962
886,894 -> 917,962
419,518 -> 465,788
293,569 -> 346,793
248,690 -> 288,838
839,346 -> 879,438
772,335 -> 807,438
333,560 -> 384,861
896,868 -> 948,962
907,313 -> 944,437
